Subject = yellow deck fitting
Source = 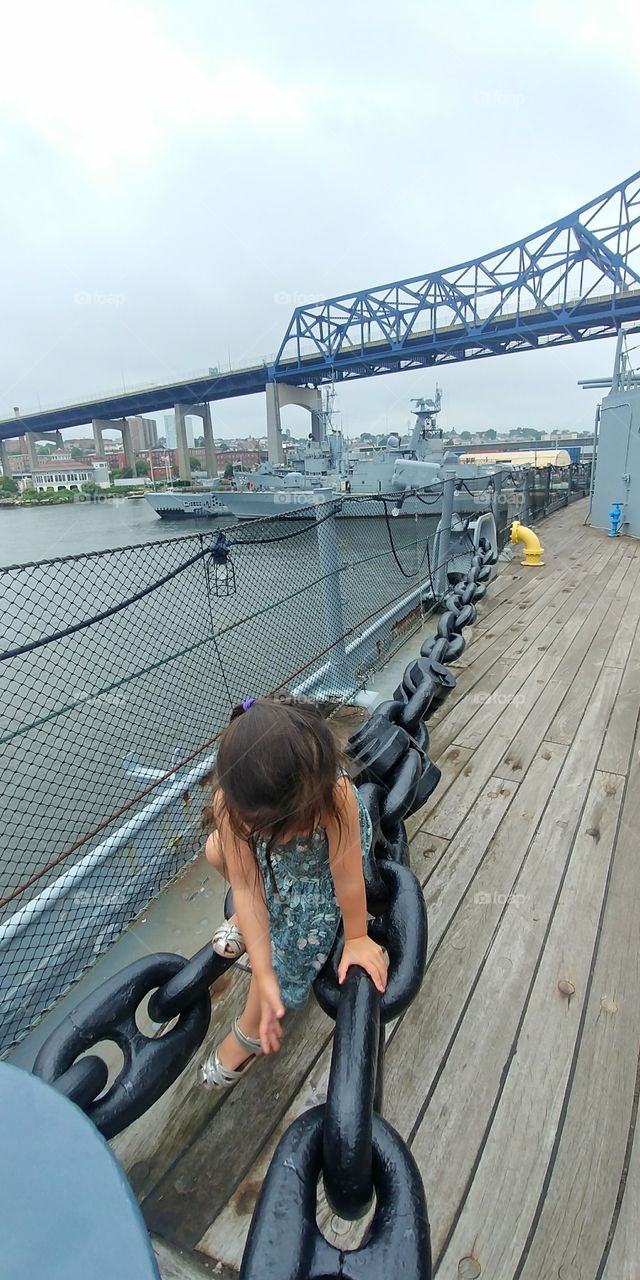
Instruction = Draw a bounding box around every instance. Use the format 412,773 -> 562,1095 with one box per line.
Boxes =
510,520 -> 544,566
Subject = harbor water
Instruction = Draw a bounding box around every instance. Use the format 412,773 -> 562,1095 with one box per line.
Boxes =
0,495 -> 220,565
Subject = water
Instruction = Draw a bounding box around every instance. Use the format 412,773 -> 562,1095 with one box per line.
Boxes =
0,495 -> 228,566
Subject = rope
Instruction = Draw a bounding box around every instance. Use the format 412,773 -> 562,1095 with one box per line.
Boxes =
381,499 -> 430,579
230,500 -> 342,545
0,547 -> 208,662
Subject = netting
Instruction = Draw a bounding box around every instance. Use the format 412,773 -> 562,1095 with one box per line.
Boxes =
0,488 -> 465,1051
495,462 -> 592,546
0,470 -> 589,1052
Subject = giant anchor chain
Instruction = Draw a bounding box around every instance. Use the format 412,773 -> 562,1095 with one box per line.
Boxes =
32,539 -> 497,1279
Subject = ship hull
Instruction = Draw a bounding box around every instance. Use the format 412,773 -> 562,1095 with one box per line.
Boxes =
144,491 -> 232,518
223,485 -> 495,519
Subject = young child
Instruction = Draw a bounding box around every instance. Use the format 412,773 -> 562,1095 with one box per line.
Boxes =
201,696 -> 388,1089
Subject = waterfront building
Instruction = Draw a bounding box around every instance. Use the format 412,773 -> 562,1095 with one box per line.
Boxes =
17,460 -> 110,492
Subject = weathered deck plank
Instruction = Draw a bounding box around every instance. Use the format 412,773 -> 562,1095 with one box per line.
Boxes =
434,768 -> 624,1278
406,662 -> 621,1266
598,657 -> 640,775
547,555 -> 640,744
431,550 -> 616,760
518,726 -> 640,1277
384,739 -> 568,1140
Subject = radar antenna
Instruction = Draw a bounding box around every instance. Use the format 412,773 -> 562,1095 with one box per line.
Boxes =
410,386 -> 443,443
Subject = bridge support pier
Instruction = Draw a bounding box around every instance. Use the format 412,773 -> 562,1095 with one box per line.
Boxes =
20,430 -> 63,471
174,403 -> 217,482
121,420 -> 135,473
174,406 -> 190,482
92,419 -> 136,473
202,403 -> 217,480
1,432 -> 61,479
92,420 -> 105,458
266,384 -> 323,465
25,433 -> 39,471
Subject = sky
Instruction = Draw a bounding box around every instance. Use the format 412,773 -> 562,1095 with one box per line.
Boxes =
1,0 -> 639,442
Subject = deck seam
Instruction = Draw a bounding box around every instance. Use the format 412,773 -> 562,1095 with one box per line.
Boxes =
427,664 -> 623,1272
511,767 -> 627,1279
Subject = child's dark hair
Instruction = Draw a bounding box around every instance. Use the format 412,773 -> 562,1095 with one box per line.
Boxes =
215,697 -> 346,890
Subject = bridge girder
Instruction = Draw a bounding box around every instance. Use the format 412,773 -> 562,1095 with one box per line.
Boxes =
273,170 -> 640,379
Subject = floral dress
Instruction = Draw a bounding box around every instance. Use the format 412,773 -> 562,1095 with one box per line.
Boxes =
255,785 -> 372,1007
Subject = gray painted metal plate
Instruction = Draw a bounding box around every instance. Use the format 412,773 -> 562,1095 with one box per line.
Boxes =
0,1061 -> 159,1280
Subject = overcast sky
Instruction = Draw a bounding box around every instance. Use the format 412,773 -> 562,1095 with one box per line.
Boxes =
1,0 -> 638,441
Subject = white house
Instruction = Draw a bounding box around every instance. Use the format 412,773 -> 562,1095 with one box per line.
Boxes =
17,460 -> 111,492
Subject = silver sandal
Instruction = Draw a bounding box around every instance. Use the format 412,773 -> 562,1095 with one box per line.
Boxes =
212,920 -> 246,960
200,1017 -> 263,1090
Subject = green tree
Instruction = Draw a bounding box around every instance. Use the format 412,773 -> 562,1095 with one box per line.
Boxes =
71,446 -> 85,458
459,431 -> 472,441
190,456 -> 203,471
134,459 -> 150,476
110,467 -> 134,480
194,435 -> 205,448
0,474 -> 18,495
81,481 -> 100,495
509,427 -> 543,440
223,462 -> 234,479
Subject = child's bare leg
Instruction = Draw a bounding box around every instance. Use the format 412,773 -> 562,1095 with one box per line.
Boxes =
216,973 -> 262,1071
205,831 -> 227,877
206,831 -> 240,932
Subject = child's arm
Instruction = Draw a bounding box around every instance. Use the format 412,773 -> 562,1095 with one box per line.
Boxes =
327,778 -> 388,993
211,802 -> 285,1052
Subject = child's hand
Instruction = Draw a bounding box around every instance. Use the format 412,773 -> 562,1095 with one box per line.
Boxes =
338,935 -> 388,993
257,970 -> 285,1054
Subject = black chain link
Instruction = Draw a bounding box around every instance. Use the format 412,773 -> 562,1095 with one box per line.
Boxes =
32,536 -> 497,1279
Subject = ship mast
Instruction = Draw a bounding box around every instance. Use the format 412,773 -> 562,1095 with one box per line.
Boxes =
410,387 -> 443,456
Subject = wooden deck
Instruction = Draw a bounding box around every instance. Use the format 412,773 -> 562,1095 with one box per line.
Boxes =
129,499 -> 640,1279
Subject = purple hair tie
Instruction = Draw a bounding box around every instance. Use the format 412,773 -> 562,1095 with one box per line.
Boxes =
242,697 -> 256,712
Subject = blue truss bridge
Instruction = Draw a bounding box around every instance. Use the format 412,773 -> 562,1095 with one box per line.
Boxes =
274,168 -> 640,382
2,169 -> 640,449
